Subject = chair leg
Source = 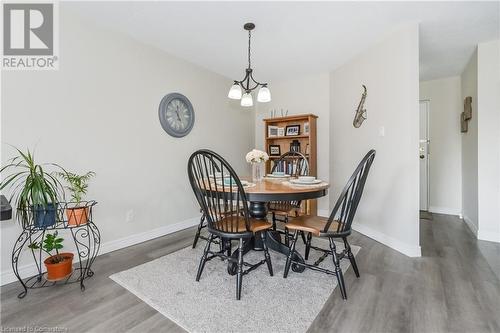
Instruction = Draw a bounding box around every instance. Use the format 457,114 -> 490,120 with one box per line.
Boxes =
272,212 -> 277,231
225,238 -> 232,258
195,234 -> 213,281
305,232 -> 312,260
284,227 -> 290,246
329,238 -> 347,300
343,237 -> 360,278
260,232 -> 273,276
218,236 -> 224,255
192,213 -> 205,249
236,238 -> 244,300
300,230 -> 307,245
283,230 -> 299,278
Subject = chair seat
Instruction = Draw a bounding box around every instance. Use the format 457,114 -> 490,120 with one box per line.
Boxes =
214,216 -> 272,234
268,202 -> 300,216
285,215 -> 340,236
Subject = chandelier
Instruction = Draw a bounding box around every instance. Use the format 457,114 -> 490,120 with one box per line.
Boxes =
228,23 -> 271,107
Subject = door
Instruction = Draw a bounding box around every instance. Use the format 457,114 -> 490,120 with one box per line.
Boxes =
419,100 -> 430,211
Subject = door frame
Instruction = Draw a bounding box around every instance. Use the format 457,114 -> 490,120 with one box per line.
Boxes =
419,99 -> 430,211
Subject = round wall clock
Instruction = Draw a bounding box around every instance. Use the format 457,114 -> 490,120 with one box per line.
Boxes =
158,93 -> 195,138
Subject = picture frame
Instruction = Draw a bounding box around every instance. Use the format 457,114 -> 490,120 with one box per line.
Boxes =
269,144 -> 281,156
285,125 -> 300,136
268,125 -> 279,137
304,122 -> 310,135
277,127 -> 285,137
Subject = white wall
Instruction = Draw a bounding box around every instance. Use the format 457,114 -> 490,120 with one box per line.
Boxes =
420,77 -> 462,215
255,73 -> 330,213
477,40 -> 500,242
329,25 -> 421,257
0,7 -> 254,284
461,50 -> 479,235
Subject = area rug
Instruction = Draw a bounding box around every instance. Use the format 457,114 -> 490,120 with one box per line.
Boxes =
110,236 -> 360,333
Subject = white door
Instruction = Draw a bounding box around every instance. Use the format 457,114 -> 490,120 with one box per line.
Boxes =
419,101 -> 430,211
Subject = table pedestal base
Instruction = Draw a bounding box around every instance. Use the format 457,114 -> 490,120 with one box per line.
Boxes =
227,201 -> 306,275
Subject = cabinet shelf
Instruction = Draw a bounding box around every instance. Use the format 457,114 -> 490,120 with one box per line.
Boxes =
264,113 -> 318,215
265,134 -> 310,140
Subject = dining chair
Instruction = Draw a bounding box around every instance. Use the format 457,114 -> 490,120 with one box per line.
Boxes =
187,149 -> 273,300
268,151 -> 309,245
283,150 -> 376,300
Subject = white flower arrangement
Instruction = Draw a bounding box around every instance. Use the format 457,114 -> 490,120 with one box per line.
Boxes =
246,149 -> 269,164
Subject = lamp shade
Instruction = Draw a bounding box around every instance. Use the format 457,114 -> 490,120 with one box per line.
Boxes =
241,92 -> 253,107
257,86 -> 271,102
228,84 -> 242,99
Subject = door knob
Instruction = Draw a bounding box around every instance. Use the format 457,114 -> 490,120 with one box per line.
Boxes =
420,155 -> 425,159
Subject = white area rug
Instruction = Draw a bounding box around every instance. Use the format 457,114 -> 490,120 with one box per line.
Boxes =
110,237 -> 360,333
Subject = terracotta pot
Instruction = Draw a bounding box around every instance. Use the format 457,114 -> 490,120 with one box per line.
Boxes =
44,253 -> 74,281
66,206 -> 89,226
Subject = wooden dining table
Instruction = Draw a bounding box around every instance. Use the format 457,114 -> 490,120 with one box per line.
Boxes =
227,177 -> 330,274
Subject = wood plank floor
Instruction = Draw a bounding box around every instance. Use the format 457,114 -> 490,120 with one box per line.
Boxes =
1,213 -> 500,332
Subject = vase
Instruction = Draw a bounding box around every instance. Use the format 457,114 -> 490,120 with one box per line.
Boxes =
252,163 -> 264,183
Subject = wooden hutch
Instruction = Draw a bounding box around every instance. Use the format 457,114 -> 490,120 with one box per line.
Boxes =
263,114 -> 318,215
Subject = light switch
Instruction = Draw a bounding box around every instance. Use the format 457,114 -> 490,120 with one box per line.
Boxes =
378,126 -> 385,137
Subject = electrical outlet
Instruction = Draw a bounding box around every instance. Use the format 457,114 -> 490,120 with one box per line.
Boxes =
126,210 -> 134,223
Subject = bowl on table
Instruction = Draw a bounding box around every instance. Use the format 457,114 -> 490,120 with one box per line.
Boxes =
219,177 -> 249,187
273,171 -> 286,176
297,176 -> 316,183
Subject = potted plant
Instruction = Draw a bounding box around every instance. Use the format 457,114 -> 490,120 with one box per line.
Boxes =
0,148 -> 63,228
28,232 -> 74,281
57,171 -> 95,226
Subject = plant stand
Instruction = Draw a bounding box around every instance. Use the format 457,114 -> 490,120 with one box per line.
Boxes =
11,201 -> 100,299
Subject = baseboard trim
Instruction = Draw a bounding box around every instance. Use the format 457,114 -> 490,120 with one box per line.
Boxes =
0,216 -> 200,286
352,223 -> 421,257
477,229 -> 500,243
428,206 -> 461,216
463,215 -> 478,237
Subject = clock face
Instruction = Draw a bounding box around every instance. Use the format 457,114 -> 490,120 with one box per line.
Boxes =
159,93 -> 195,137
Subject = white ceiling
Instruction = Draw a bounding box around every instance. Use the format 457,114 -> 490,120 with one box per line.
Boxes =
70,1 -> 499,82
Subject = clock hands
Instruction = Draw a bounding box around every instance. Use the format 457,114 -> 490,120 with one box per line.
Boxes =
175,105 -> 182,122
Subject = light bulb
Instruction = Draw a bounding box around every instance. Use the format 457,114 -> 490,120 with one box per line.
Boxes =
228,83 -> 242,99
241,92 -> 253,107
257,86 -> 271,102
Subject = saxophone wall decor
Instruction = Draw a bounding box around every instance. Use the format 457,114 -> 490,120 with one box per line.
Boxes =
353,85 -> 367,128
461,96 -> 472,133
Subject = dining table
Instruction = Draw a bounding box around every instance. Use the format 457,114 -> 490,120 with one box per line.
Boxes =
226,176 -> 330,275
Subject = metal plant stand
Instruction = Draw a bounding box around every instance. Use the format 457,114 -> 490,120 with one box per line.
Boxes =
11,201 -> 100,299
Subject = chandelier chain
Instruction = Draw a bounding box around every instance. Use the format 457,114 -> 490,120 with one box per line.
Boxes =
248,30 -> 251,69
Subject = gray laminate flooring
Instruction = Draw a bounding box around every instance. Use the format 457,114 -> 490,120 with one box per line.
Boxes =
1,213 -> 499,332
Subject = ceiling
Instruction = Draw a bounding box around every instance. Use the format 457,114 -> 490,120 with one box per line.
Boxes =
70,1 -> 499,82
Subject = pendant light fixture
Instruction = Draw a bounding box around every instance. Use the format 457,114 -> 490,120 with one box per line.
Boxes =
228,23 -> 271,106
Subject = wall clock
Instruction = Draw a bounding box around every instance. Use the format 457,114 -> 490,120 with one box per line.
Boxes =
158,93 -> 195,138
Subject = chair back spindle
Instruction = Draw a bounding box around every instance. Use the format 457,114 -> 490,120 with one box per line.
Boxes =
270,151 -> 310,212
324,150 -> 376,235
271,151 -> 309,177
188,149 -> 251,236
